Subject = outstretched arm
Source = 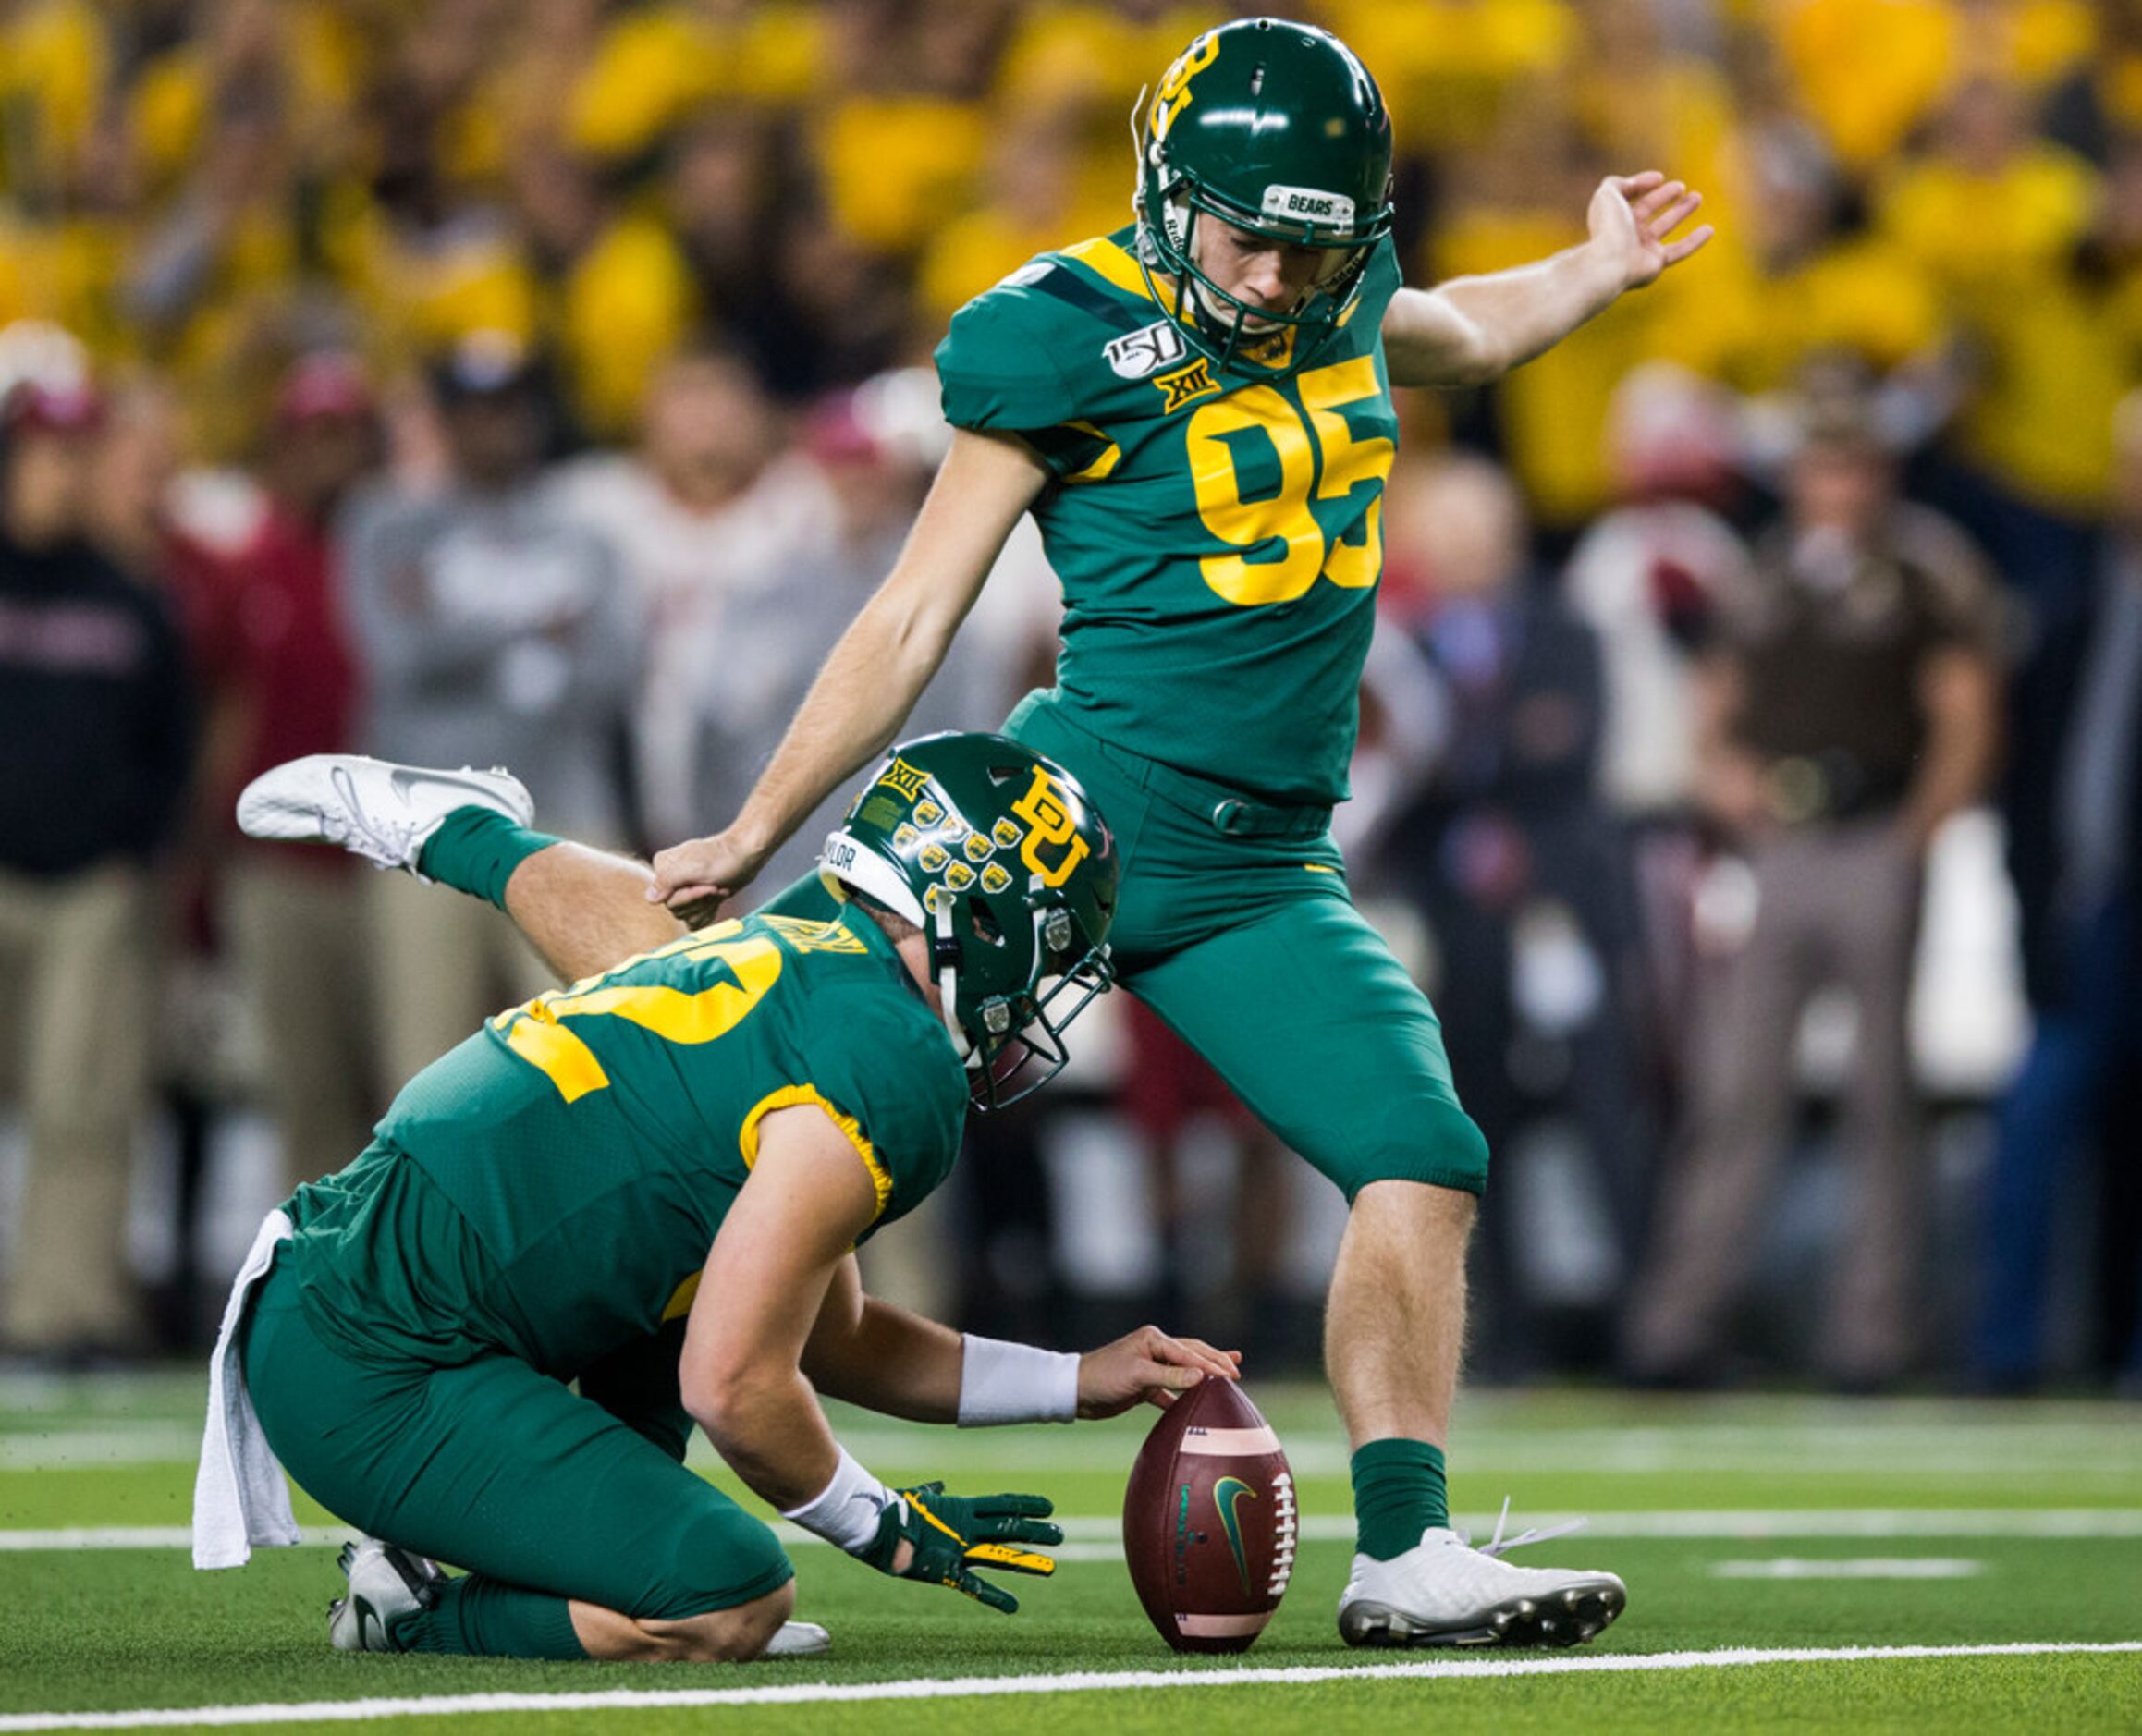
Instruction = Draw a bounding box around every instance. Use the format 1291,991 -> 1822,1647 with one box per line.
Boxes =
684,1111 -> 1064,1613
803,1255 -> 1241,1424
648,428 -> 1050,919
681,1105 -> 883,1510
1382,171 -> 1712,389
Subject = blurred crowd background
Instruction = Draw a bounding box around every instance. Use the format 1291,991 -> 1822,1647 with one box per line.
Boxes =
2,0 -> 2139,1398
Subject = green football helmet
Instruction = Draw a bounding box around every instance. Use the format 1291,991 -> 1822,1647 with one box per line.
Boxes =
818,732 -> 1119,1109
1134,18 -> 1395,378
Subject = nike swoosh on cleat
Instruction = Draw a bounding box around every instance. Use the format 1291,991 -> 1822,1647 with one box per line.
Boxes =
353,1595 -> 386,1652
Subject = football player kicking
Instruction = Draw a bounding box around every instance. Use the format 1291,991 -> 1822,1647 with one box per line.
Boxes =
196,736 -> 1237,1662
646,19 -> 1706,1647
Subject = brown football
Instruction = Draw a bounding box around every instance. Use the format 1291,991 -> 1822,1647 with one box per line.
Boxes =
1121,1375 -> 1297,1653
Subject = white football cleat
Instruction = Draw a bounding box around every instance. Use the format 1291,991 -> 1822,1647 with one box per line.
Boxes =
237,754 -> 532,880
1338,1524 -> 1626,1649
762,1620 -> 832,1658
328,1537 -> 446,1653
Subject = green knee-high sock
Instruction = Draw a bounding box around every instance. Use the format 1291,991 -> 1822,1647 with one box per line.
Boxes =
417,808 -> 561,911
1351,1438 -> 1450,1560
393,1575 -> 586,1658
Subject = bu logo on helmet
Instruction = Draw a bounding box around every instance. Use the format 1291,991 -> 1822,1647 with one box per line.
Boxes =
1010,766 -> 1091,888
1149,29 -> 1221,147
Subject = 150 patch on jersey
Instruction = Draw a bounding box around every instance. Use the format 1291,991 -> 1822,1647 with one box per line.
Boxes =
1106,319 -> 1188,380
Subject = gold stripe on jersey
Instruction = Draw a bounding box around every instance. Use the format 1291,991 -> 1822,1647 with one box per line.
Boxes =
662,1269 -> 703,1323
761,913 -> 870,954
1061,419 -> 1122,483
1059,236 -> 1156,304
498,1012 -> 610,1103
740,1083 -> 893,1219
493,929 -> 786,1103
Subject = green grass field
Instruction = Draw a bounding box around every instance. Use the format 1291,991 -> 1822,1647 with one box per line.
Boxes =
2,1374 -> 2138,1732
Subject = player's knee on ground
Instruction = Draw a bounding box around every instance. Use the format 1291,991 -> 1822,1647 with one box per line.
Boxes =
632,1500 -> 795,1628
1334,1094 -> 1491,1201
637,1577 -> 794,1662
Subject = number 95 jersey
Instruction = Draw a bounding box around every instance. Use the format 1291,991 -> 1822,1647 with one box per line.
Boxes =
936,226 -> 1402,808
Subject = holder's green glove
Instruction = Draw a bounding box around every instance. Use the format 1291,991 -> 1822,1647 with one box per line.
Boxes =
856,1482 -> 1061,1613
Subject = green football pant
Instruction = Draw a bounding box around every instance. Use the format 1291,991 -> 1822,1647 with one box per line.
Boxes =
1008,699 -> 1489,1200
243,1261 -> 792,1620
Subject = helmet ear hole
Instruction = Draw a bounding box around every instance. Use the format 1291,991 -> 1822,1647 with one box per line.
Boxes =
1042,907 -> 1075,958
966,895 -> 1006,947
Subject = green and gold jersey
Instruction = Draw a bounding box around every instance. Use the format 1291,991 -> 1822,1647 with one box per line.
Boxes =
936,226 -> 1403,806
278,907 -> 966,1375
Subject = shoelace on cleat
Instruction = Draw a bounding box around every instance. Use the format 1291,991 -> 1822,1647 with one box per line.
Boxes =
1468,1496 -> 1588,1560
324,764 -> 421,866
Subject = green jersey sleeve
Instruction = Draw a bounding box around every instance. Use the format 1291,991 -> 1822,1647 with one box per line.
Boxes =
937,264 -> 1083,429
936,258 -> 1133,476
771,979 -> 968,1233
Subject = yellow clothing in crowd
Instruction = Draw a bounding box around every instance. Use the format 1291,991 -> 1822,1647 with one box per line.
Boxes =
550,213 -> 699,440
814,94 -> 993,260
989,1 -> 1225,119
564,2 -> 823,165
1879,139 -> 2126,511
1660,236 -> 1941,395
1432,206 -> 1661,528
0,0 -> 108,193
125,4 -> 368,195
1773,0 -> 2091,175
1329,0 -> 1577,150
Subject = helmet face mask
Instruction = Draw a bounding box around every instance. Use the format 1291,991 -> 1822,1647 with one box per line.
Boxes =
819,733 -> 1119,1110
1134,18 -> 1395,379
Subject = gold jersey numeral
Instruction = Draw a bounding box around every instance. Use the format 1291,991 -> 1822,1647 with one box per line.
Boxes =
493,933 -> 783,1103
1188,357 -> 1393,606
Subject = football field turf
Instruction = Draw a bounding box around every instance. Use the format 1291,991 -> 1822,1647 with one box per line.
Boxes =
1,1375 -> 2136,1732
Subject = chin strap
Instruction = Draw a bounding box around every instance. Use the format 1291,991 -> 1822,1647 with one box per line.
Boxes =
930,899 -> 970,1060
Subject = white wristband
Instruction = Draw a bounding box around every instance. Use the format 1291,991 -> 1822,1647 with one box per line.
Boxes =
780,1446 -> 893,1554
958,1333 -> 1081,1426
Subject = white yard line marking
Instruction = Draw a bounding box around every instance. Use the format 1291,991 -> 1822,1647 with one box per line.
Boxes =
0,1527 -> 357,1552
9,1417 -> 2142,1477
1709,1559 -> 1985,1580
1,1643 -> 2137,1730
9,1510 -> 2142,1553
737,1428 -> 2142,1479
1505,1510 -> 2142,1540
0,1430 -> 205,1471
